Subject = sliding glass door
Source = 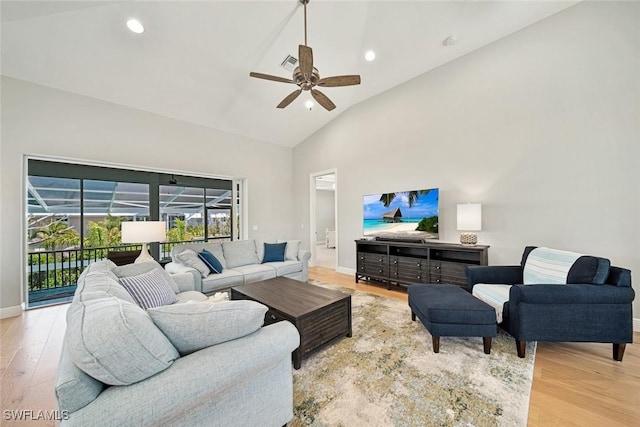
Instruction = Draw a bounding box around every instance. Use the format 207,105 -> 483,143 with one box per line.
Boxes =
26,159 -> 236,308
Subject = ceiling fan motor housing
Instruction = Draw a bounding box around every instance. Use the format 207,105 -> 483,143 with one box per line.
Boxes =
294,67 -> 319,90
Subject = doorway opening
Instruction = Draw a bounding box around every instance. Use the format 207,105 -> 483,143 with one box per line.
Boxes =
309,170 -> 337,270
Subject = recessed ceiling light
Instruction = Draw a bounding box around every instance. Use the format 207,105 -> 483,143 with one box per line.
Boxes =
127,19 -> 144,34
365,50 -> 376,61
305,100 -> 314,111
442,35 -> 457,46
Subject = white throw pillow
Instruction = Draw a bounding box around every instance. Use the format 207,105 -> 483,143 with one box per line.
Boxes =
147,300 -> 268,355
278,239 -> 301,261
175,248 -> 210,278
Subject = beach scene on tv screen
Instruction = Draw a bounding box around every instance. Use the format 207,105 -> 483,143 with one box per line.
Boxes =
363,188 -> 439,239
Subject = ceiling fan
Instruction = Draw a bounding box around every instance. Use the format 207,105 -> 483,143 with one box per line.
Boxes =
249,0 -> 361,111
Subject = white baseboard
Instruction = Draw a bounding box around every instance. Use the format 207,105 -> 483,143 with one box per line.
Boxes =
336,266 -> 355,276
634,318 -> 640,332
0,305 -> 23,319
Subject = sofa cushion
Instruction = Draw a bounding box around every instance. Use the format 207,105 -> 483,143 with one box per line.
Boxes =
147,300 -> 268,355
264,260 -> 303,277
118,268 -> 178,310
263,242 -> 286,263
278,239 -> 301,261
255,238 -> 277,262
74,270 -> 136,304
200,242 -> 227,269
222,240 -> 259,268
113,261 -> 180,294
65,297 -> 179,385
175,249 -> 210,278
198,249 -> 223,274
233,264 -> 276,283
55,343 -> 105,414
201,269 -> 244,293
568,256 -> 611,285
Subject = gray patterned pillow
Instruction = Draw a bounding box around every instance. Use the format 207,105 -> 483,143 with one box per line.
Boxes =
175,249 -> 210,278
119,268 -> 177,310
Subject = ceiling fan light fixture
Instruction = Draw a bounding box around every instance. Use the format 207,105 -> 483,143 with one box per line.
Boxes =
305,100 -> 314,110
126,19 -> 144,34
249,0 -> 360,111
365,50 -> 376,61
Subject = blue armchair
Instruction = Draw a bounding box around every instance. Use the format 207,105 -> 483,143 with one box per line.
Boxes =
466,246 -> 635,361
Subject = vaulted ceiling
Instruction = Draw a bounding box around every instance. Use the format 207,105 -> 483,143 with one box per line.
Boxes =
1,1 -> 578,147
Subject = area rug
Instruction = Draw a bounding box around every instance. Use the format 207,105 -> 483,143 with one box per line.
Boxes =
291,281 -> 536,427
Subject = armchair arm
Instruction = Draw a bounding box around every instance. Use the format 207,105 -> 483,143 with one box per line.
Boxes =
165,262 -> 202,292
509,283 -> 636,305
466,265 -> 522,290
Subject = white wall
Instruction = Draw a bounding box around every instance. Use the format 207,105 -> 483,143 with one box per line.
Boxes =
292,2 -> 640,317
315,189 -> 335,244
0,77 -> 294,312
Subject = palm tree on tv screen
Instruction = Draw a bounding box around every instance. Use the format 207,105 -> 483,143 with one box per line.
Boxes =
379,189 -> 432,208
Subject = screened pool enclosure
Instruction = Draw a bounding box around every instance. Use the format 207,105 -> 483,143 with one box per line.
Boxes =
26,159 -> 239,308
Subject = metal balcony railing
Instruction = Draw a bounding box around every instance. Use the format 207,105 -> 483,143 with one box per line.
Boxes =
27,236 -> 230,306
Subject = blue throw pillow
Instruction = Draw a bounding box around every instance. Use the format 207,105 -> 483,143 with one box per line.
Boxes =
198,249 -> 223,274
263,242 -> 286,263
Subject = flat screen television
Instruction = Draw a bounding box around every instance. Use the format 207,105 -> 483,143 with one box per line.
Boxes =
363,188 -> 439,241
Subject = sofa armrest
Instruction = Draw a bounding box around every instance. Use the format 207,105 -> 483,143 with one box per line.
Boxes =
298,250 -> 311,282
298,250 -> 311,262
466,265 -> 522,290
509,283 -> 636,305
165,262 -> 202,293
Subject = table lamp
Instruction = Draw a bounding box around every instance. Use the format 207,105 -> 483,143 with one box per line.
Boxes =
457,203 -> 481,245
121,221 -> 166,263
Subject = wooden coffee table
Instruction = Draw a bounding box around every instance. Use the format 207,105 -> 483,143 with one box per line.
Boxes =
231,277 -> 352,369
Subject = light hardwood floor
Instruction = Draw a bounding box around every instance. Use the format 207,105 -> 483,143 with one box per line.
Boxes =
1,267 -> 638,426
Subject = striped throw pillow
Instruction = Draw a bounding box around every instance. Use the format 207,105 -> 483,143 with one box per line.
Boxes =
119,268 -> 177,310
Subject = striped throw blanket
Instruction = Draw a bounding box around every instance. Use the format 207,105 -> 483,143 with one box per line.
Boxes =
472,284 -> 512,323
523,247 -> 582,285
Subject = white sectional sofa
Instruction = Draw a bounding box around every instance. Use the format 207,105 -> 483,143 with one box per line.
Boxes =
165,239 -> 310,294
55,260 -> 300,426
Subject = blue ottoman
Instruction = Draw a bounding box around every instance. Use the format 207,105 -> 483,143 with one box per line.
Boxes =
408,284 -> 497,354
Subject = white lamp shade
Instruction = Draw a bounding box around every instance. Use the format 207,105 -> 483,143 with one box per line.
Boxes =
121,221 -> 166,243
457,204 -> 482,231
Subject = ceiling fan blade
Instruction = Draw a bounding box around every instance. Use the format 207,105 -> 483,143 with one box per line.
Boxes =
277,89 -> 303,109
250,72 -> 294,84
299,44 -> 313,77
311,89 -> 336,111
317,75 -> 361,87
